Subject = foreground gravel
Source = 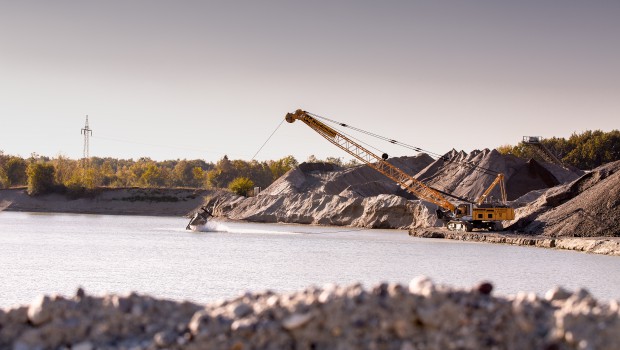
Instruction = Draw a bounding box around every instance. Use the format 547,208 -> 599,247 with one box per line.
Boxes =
2,278 -> 619,350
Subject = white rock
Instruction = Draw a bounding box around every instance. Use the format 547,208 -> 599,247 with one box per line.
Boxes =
282,313 -> 313,330
27,295 -> 52,326
409,276 -> 434,296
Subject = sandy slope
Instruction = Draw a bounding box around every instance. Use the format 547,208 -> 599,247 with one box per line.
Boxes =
0,187 -> 210,216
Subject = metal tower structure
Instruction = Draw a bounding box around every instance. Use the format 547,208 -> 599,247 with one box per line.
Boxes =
81,115 -> 93,166
522,136 -> 566,168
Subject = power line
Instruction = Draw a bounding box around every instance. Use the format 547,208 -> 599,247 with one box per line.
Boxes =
80,115 -> 92,167
91,134 -> 249,159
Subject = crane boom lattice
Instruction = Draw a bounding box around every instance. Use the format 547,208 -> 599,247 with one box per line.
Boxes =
286,110 -> 455,211
285,109 -> 515,232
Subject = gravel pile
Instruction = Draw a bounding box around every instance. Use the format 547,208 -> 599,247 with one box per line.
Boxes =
2,279 -> 619,350
206,150 -> 582,229
509,160 -> 620,237
416,149 -> 581,202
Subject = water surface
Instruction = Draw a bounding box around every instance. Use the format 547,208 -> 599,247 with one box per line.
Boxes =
1,212 -> 618,307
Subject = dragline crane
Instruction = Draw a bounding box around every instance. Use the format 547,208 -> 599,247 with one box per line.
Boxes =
285,109 -> 514,232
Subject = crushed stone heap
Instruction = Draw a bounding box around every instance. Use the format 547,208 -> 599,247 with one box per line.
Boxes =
207,150 -> 582,230
509,160 -> 620,237
2,279 -> 619,350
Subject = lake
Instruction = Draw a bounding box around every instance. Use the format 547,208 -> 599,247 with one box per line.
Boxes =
1,211 -> 619,308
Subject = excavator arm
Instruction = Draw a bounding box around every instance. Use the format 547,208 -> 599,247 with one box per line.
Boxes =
285,109 -> 456,212
475,173 -> 507,205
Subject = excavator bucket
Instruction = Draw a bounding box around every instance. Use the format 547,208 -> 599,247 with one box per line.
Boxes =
186,207 -> 213,230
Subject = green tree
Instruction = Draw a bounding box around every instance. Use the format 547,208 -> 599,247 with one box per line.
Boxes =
0,151 -> 7,188
99,159 -> 117,186
497,129 -> 620,170
4,157 -> 28,187
324,156 -> 343,167
26,163 -> 56,195
268,155 -> 298,180
140,163 -> 167,187
344,158 -> 361,168
207,155 -> 238,188
52,155 -> 81,186
173,160 -> 195,186
228,176 -> 254,197
192,166 -> 206,187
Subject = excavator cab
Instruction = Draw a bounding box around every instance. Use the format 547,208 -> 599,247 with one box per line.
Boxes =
455,203 -> 472,219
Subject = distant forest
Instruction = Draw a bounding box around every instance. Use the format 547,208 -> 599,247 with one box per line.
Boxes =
0,153 -> 299,196
497,130 -> 620,170
2,129 -> 618,196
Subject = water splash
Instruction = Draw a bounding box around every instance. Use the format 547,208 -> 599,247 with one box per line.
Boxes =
192,221 -> 231,232
190,220 -> 301,235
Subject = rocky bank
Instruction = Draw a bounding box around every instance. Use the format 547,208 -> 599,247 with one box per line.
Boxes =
2,278 -> 619,350
409,228 -> 620,256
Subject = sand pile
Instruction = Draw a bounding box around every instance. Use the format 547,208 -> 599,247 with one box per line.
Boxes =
508,160 -> 620,237
209,150 -> 582,229
2,279 -> 619,350
262,154 -> 435,199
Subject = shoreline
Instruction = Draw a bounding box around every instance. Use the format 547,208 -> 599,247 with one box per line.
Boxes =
3,187 -> 619,256
409,228 -> 620,256
0,187 -> 210,217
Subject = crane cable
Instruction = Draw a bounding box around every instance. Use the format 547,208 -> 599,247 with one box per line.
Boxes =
306,112 -> 501,177
251,119 -> 285,161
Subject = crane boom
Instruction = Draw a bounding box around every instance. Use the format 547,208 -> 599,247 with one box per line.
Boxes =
285,109 -> 456,212
475,173 -> 507,205
285,109 -> 515,232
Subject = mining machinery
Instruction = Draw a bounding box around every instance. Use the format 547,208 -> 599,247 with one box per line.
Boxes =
285,109 -> 515,232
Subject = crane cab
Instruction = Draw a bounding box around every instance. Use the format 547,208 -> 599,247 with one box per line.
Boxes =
455,203 -> 473,219
448,203 -> 515,232
472,206 -> 514,222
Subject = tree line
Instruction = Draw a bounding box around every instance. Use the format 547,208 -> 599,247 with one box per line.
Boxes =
497,129 -> 620,170
0,152 -> 299,197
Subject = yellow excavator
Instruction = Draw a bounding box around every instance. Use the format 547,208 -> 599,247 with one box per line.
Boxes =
285,109 -> 514,232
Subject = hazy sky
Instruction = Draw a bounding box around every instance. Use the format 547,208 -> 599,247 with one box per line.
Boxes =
1,1 -> 618,163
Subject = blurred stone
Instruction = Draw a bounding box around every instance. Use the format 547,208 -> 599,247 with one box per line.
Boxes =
27,295 -> 52,326
232,303 -> 252,318
282,313 -> 313,330
545,287 -> 572,301
477,281 -> 494,295
76,287 -> 86,300
154,331 -> 176,347
72,341 -> 94,350
1,280 -> 619,349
